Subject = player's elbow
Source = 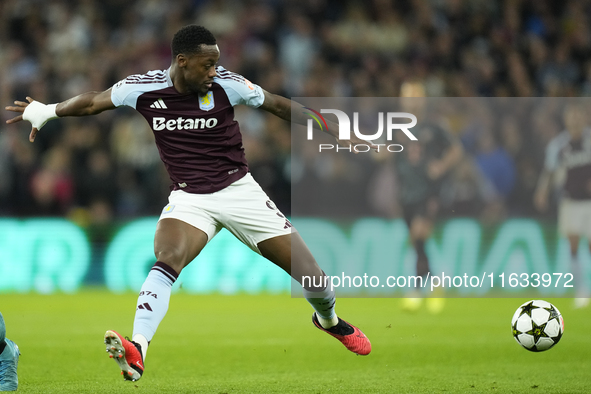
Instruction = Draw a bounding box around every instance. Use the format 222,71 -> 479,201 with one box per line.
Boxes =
84,91 -> 114,116
262,92 -> 291,121
85,103 -> 104,115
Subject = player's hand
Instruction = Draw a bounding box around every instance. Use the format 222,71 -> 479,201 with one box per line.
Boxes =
427,160 -> 445,179
5,98 -> 29,124
5,97 -> 57,142
533,190 -> 548,212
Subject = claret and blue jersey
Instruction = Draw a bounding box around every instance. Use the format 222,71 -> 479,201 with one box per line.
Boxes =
110,66 -> 265,194
545,128 -> 591,200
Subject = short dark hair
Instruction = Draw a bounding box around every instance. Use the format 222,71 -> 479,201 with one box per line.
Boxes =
171,25 -> 216,57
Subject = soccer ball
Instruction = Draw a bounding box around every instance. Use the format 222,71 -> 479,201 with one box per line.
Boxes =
511,300 -> 564,352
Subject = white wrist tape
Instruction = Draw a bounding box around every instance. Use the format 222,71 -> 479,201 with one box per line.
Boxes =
22,101 -> 58,130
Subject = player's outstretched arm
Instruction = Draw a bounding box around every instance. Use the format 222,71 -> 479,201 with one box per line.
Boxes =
427,141 -> 463,180
533,169 -> 552,212
258,90 -> 292,122
259,89 -> 377,151
5,89 -> 115,142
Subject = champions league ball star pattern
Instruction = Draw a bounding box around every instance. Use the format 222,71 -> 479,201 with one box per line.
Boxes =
511,300 -> 564,352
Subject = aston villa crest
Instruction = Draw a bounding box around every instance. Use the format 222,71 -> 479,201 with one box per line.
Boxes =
199,91 -> 215,111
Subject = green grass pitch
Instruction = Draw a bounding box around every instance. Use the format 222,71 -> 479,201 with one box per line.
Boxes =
1,291 -> 590,393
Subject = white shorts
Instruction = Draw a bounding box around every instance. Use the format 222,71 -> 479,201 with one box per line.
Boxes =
558,198 -> 591,239
158,173 -> 293,254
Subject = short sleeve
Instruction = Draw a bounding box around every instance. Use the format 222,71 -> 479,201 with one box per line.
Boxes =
544,136 -> 562,171
111,78 -> 131,107
214,66 -> 265,108
111,70 -> 170,109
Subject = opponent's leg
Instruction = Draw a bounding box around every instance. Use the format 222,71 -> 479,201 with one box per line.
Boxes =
401,215 -> 430,311
412,216 -> 444,313
0,312 -> 19,391
409,216 -> 433,279
258,233 -> 371,355
106,218 -> 208,381
568,235 -> 590,308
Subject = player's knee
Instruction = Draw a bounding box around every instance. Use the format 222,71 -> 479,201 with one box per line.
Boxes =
154,247 -> 189,273
292,256 -> 323,284
567,236 -> 579,255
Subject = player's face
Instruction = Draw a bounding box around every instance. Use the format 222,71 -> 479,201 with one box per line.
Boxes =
564,106 -> 586,139
183,44 -> 220,96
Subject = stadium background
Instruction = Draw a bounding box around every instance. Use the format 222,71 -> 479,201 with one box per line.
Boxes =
2,0 -> 591,294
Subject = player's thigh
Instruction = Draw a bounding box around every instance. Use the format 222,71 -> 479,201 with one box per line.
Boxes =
221,173 -> 292,252
562,199 -> 591,254
258,232 -> 323,283
567,234 -> 580,254
558,199 -> 586,241
154,218 -> 208,273
155,189 -> 223,273
402,201 -> 433,241
220,174 -> 323,281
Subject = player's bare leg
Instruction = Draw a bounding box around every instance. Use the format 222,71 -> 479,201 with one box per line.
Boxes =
257,231 -> 322,282
403,214 -> 444,313
568,234 -> 590,308
402,216 -> 430,312
153,218 -> 208,274
105,218 -> 208,380
409,216 -> 432,280
258,232 -> 371,355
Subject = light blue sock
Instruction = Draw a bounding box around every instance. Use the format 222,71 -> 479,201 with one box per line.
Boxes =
132,262 -> 178,343
303,286 -> 338,328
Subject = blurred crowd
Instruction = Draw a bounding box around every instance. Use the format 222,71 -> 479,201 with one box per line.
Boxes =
1,0 -> 591,235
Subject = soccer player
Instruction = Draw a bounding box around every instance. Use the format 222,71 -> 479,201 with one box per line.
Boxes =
534,103 -> 591,309
0,312 -> 20,391
395,82 -> 463,312
5,25 -> 371,382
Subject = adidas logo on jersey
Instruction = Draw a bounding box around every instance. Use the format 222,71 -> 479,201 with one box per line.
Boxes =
150,98 -> 168,109
153,117 -> 219,131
